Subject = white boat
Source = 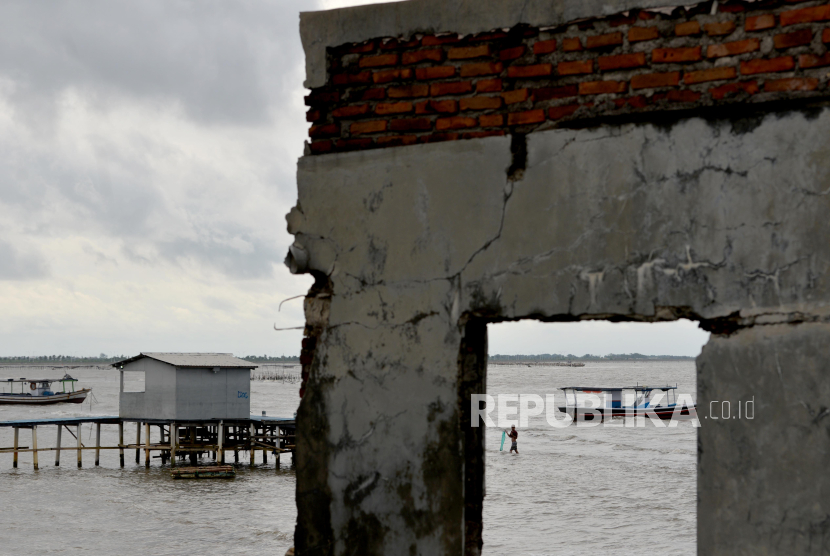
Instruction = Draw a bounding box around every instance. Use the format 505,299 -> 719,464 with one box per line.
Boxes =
558,385 -> 697,421
0,375 -> 90,405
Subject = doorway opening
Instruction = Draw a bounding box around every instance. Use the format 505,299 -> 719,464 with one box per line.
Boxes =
462,318 -> 709,555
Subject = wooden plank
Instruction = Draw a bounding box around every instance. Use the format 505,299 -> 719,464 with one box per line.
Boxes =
171,465 -> 235,479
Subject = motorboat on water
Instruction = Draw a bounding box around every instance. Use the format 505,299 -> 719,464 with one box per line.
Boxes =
558,385 -> 696,421
0,374 -> 90,405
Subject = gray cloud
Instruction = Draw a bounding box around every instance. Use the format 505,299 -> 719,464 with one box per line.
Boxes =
156,233 -> 283,280
0,240 -> 49,280
0,0 -> 310,126
0,0 -> 326,285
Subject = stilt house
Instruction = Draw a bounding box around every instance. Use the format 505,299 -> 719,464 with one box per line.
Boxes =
112,353 -> 257,420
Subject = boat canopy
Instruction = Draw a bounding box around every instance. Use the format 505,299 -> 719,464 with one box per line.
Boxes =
3,375 -> 78,384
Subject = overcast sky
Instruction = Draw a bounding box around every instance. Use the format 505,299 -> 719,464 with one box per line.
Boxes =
0,0 -> 709,358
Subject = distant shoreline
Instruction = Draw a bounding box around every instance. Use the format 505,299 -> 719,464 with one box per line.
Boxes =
0,356 -> 300,366
489,354 -> 695,362
488,358 -> 694,365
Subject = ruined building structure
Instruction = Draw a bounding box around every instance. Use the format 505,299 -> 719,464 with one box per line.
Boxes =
287,0 -> 830,553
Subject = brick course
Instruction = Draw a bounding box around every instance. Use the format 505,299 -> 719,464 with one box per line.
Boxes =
309,0 -> 830,154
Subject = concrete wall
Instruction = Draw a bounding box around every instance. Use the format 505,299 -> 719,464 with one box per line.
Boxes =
290,107 -> 830,554
293,0 -> 830,554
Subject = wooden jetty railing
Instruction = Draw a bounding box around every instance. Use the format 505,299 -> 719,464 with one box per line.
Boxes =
0,416 -> 295,470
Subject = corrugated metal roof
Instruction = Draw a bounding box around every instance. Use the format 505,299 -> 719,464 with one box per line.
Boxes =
112,353 -> 258,369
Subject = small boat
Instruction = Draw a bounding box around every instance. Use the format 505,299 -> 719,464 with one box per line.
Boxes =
0,375 -> 90,405
558,385 -> 697,421
171,465 -> 236,479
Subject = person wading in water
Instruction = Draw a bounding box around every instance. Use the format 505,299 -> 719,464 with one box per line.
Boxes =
507,424 -> 518,454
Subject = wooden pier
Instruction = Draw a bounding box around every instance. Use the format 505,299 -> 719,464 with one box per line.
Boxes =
0,415 -> 295,470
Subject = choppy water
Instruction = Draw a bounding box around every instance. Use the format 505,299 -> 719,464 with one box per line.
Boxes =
0,366 -> 301,556
0,361 -> 696,555
483,361 -> 697,555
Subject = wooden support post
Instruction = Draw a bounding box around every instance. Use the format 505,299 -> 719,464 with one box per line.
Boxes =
32,426 -> 39,470
76,424 -> 82,468
144,422 -> 150,468
218,421 -> 224,464
170,422 -> 177,466
13,427 -> 18,469
233,426 -> 238,463
118,422 -> 125,468
55,425 -> 62,466
95,423 -> 101,467
158,425 -> 166,464
135,422 -> 141,464
275,426 -> 281,468
249,422 -> 255,467
189,427 -> 197,465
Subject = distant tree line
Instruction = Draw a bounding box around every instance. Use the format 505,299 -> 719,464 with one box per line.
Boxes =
1,354 -> 300,365
0,354 -> 128,365
242,355 -> 300,363
489,353 -> 695,361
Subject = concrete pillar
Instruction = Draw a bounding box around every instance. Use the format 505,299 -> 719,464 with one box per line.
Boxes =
76,424 -> 82,468
249,423 -> 255,467
170,422 -> 177,467
135,422 -> 141,464
218,421 -> 224,464
144,422 -> 150,468
698,323 -> 830,554
31,426 -> 38,470
95,423 -> 101,467
55,425 -> 62,466
118,422 -> 124,468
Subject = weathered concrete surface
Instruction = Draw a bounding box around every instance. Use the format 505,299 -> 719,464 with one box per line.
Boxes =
289,106 -> 830,554
698,323 -> 830,555
300,0 -> 694,88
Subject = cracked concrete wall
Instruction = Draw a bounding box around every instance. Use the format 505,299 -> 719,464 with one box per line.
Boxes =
699,323 -> 830,555
289,106 -> 830,554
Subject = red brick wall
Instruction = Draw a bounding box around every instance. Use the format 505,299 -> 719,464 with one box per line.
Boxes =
306,0 -> 830,155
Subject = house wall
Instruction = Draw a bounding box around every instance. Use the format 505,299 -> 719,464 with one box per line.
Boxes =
173,368 -> 250,421
119,360 -> 250,421
293,0 -> 830,554
119,358 -> 176,420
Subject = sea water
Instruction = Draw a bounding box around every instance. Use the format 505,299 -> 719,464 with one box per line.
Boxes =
0,361 -> 696,555
482,360 -> 696,555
